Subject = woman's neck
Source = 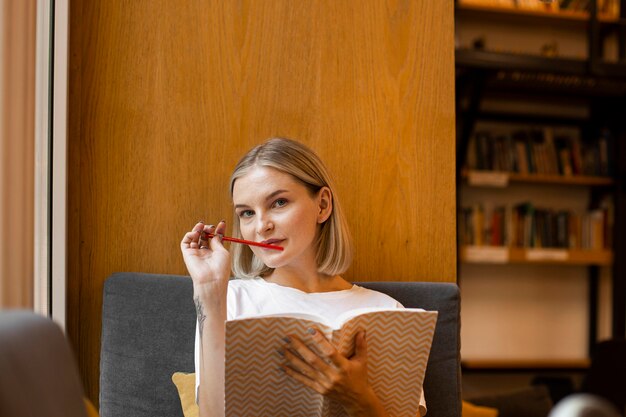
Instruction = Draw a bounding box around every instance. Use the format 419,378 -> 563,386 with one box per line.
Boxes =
264,267 -> 352,293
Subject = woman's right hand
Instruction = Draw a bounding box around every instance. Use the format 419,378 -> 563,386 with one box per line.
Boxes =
180,220 -> 231,288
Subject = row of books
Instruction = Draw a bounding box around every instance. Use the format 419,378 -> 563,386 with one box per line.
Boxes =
561,0 -> 620,15
465,128 -> 612,177
459,202 -> 612,250
458,0 -> 620,17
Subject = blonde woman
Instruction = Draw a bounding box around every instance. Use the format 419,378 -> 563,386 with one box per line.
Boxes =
181,138 -> 426,417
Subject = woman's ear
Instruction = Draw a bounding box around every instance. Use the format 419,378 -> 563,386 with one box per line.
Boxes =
317,187 -> 333,223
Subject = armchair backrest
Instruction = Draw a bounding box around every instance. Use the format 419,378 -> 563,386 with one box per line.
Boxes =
100,273 -> 461,417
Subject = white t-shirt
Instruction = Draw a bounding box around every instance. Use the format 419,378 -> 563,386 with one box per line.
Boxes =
194,277 -> 427,415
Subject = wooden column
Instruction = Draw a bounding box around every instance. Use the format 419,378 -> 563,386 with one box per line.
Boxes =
0,0 -> 36,309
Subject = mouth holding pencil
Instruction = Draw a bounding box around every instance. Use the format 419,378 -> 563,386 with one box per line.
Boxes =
200,231 -> 284,251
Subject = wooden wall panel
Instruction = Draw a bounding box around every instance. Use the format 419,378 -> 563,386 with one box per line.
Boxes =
68,0 -> 455,403
0,0 -> 36,309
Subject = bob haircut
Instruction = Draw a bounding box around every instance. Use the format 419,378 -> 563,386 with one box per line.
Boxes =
229,137 -> 353,278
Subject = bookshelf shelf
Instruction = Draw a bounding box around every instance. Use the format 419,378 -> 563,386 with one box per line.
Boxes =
456,3 -> 621,23
460,246 -> 613,266
456,49 -> 626,93
456,48 -> 587,75
462,358 -> 591,371
462,170 -> 614,187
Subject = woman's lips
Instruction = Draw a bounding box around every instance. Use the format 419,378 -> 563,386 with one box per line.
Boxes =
261,238 -> 284,246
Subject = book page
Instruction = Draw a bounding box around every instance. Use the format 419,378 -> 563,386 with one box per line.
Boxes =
225,315 -> 332,416
328,309 -> 438,417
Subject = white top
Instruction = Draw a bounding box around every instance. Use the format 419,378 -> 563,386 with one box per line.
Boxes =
195,277 -> 427,415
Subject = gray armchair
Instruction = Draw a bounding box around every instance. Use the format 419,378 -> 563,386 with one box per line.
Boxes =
100,273 -> 461,417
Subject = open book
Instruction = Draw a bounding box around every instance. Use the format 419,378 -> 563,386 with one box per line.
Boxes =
225,307 -> 438,417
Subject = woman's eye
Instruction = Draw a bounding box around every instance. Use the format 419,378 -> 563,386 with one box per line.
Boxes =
239,210 -> 254,218
273,198 -> 287,208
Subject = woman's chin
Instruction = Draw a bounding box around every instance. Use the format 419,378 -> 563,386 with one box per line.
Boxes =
260,258 -> 284,269
255,253 -> 284,269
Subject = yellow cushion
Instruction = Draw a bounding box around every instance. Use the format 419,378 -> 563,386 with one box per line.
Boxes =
172,372 -> 199,417
462,400 -> 499,417
83,397 -> 100,417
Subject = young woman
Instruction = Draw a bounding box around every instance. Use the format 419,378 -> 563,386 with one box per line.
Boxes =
180,138 -> 426,417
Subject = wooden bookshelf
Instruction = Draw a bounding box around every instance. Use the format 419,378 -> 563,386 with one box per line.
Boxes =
456,0 -> 626,373
462,358 -> 591,371
462,170 -> 615,187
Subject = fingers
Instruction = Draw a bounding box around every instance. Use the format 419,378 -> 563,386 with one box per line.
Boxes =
198,223 -> 216,249
280,365 -> 327,394
352,330 -> 368,361
280,345 -> 321,379
210,220 -> 227,251
281,334 -> 335,378
306,327 -> 345,368
280,329 -> 368,374
279,336 -> 331,395
181,220 -> 228,252
180,221 -> 206,250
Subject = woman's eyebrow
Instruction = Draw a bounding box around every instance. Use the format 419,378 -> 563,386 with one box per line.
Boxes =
234,189 -> 288,209
264,189 -> 288,202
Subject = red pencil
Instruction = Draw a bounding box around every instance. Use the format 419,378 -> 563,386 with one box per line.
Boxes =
201,232 -> 284,251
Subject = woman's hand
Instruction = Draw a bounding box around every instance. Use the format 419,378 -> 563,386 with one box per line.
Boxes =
180,221 -> 231,289
279,328 -> 389,417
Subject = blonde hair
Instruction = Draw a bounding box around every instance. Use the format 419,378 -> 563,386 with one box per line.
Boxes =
229,138 -> 353,278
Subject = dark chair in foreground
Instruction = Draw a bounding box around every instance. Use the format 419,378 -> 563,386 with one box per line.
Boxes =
0,310 -> 87,417
100,272 -> 462,417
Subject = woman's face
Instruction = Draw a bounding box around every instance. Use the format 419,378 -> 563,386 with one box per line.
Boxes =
232,166 -> 330,271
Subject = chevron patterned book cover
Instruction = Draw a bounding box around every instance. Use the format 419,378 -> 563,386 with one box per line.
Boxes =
225,307 -> 438,417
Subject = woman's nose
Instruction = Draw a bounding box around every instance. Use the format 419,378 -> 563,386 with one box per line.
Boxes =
255,215 -> 274,235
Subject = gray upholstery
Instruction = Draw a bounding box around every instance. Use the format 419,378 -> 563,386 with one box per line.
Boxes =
0,310 -> 87,417
100,272 -> 461,417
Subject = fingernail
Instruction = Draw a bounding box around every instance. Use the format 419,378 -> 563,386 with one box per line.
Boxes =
217,233 -> 224,241
220,219 -> 226,223
198,220 -> 205,224
282,336 -> 291,344
306,327 -> 316,335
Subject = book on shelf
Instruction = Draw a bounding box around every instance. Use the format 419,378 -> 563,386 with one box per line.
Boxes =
459,200 -> 613,250
224,307 -> 438,417
561,0 -> 621,17
466,127 -> 613,177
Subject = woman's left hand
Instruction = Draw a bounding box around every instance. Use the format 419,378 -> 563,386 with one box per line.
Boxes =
279,328 -> 389,417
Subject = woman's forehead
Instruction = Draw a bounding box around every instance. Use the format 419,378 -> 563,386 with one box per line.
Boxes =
232,166 -> 303,200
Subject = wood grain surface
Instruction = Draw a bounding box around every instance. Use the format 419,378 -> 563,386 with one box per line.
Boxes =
1,0 -> 36,308
68,0 -> 455,403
